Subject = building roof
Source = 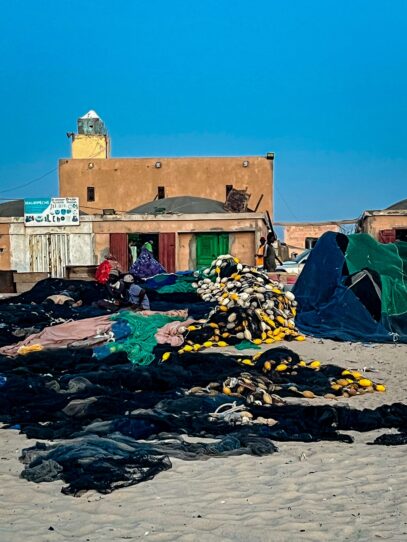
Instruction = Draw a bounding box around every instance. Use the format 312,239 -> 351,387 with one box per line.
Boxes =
129,196 -> 228,215
80,110 -> 101,119
387,198 -> 407,210
0,199 -> 87,218
0,199 -> 24,217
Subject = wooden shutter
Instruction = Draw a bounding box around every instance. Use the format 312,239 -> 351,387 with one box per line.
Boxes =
378,229 -> 396,244
109,233 -> 129,271
159,232 -> 176,273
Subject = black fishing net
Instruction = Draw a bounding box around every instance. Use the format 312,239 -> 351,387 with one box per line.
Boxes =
0,346 -> 406,496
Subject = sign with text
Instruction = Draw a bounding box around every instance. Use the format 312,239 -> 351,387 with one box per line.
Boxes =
24,197 -> 80,226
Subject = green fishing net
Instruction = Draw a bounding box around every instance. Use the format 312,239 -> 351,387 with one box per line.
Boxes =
346,234 -> 407,318
107,311 -> 184,365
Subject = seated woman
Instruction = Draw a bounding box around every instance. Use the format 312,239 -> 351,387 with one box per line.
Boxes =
123,274 -> 150,310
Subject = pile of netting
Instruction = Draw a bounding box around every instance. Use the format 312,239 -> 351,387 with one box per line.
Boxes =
186,255 -> 302,351
0,344 -> 405,497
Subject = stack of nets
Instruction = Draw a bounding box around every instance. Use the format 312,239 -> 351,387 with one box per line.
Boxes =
185,255 -> 303,350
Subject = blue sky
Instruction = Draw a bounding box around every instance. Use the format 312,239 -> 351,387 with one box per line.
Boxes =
0,0 -> 406,222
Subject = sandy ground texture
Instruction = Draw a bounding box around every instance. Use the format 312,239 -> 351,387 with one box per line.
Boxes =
0,338 -> 406,542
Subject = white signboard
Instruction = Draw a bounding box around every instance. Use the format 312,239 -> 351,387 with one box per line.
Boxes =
24,197 -> 80,227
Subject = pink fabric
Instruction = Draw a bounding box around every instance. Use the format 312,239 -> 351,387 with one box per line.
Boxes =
0,315 -> 113,356
155,318 -> 195,347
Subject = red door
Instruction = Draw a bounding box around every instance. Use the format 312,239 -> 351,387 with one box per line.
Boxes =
159,232 -> 176,273
378,229 -> 396,244
109,233 -> 129,271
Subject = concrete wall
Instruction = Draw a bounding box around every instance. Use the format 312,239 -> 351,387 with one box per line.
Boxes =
2,214 -> 264,273
0,223 -> 11,270
91,214 -> 263,269
59,156 -> 273,215
284,224 -> 341,255
8,222 -> 95,273
72,135 -> 109,159
361,214 -> 407,238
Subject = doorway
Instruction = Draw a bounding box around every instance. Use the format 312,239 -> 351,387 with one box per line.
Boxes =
196,233 -> 229,268
128,233 -> 159,265
109,232 -> 176,273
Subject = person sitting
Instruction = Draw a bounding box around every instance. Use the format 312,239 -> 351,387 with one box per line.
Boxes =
95,269 -> 126,311
123,274 -> 150,310
43,285 -> 83,307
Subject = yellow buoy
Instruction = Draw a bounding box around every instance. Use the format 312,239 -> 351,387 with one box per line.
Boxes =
276,363 -> 288,371
309,360 -> 321,369
217,341 -> 228,347
264,361 -> 272,371
203,341 -> 213,348
375,384 -> 386,392
161,352 -> 171,362
359,378 -> 373,388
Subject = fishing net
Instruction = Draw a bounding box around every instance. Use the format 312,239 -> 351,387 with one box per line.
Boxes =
346,234 -> 407,320
99,311 -> 185,365
294,232 -> 407,342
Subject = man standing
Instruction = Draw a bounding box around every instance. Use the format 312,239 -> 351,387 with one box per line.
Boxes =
255,236 -> 266,268
263,232 -> 282,272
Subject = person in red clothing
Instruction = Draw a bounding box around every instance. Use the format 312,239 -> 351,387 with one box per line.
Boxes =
95,255 -> 122,284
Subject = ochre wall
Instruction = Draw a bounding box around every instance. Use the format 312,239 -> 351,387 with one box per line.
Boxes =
230,231 -> 255,266
284,224 -> 341,255
91,215 -> 262,269
0,224 -> 11,270
71,135 -> 109,159
59,156 -> 273,215
362,215 -> 407,238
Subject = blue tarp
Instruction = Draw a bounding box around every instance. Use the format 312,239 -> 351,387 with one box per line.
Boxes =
293,232 -> 407,343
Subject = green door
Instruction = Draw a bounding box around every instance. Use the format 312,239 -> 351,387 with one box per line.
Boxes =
196,233 -> 229,268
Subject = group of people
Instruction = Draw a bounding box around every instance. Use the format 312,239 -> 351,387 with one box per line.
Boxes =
255,232 -> 282,272
95,244 -> 160,311
98,269 -> 150,311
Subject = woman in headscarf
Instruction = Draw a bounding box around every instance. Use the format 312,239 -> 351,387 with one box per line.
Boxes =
129,244 -> 165,278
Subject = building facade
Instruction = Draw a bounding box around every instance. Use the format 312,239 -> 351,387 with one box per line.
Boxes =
0,211 -> 267,276
283,222 -> 342,256
60,111 -> 274,216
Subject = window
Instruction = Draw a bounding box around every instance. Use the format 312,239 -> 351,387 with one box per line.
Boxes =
305,237 -> 318,249
158,186 -> 165,199
87,187 -> 95,202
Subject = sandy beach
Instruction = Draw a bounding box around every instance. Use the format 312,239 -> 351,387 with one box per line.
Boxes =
1,338 -> 406,542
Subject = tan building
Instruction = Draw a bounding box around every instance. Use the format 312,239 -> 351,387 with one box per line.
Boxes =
283,222 -> 342,256
60,111 -> 274,216
0,198 -> 267,276
357,199 -> 407,242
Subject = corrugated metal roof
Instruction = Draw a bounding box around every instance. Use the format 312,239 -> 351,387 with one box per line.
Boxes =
0,200 -> 24,217
0,199 -> 87,218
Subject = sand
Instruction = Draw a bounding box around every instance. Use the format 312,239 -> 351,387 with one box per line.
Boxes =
0,338 -> 406,542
